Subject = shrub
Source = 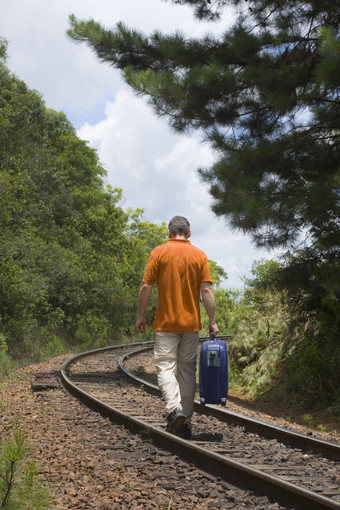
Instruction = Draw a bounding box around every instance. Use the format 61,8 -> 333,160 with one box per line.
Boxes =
0,430 -> 53,509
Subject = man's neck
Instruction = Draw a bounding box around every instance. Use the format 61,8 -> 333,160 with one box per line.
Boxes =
168,229 -> 191,241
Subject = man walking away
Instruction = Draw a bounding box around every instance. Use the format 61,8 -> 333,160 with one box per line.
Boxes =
136,216 -> 219,439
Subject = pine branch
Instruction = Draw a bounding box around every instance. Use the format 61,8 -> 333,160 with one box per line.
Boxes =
1,460 -> 15,508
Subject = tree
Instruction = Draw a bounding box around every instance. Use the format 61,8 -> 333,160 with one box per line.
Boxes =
67,0 -> 340,353
0,43 -> 168,362
67,1 -> 340,258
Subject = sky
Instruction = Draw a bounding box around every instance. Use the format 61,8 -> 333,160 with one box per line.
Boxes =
0,0 -> 277,288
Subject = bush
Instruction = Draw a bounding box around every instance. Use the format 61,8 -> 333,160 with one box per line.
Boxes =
0,430 -> 53,509
0,335 -> 13,380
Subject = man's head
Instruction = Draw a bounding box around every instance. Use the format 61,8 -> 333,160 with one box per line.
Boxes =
168,216 -> 191,238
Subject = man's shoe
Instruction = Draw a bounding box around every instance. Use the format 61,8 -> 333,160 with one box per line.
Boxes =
166,409 -> 185,435
177,422 -> 191,439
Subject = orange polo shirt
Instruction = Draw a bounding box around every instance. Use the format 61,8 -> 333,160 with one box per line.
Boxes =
142,239 -> 212,332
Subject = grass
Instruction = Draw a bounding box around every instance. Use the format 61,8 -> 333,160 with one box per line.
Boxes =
133,366 -> 147,378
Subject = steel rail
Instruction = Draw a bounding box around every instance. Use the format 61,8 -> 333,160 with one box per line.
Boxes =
60,343 -> 340,510
120,344 -> 340,462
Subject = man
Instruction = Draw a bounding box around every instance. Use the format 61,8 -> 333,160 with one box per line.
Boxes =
136,215 -> 219,439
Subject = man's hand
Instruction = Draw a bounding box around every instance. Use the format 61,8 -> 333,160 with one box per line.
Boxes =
136,316 -> 146,333
209,321 -> 220,336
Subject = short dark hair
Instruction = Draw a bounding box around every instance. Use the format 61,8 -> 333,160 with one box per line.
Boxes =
168,216 -> 190,236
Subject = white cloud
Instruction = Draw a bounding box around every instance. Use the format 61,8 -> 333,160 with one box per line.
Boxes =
77,88 -> 275,288
1,0 -> 231,119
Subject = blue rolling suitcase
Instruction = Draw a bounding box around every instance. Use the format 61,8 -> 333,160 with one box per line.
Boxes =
199,333 -> 228,406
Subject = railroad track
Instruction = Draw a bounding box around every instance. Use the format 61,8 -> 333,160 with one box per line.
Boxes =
61,341 -> 340,510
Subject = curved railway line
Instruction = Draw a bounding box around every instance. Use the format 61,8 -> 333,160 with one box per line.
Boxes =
61,341 -> 340,510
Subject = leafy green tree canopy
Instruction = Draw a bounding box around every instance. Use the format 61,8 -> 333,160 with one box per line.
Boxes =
67,1 -> 340,260
0,43 -> 168,362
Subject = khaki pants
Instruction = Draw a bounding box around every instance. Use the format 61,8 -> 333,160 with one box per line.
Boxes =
154,331 -> 199,422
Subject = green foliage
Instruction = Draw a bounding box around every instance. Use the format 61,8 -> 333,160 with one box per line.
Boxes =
200,287 -> 238,336
226,258 -> 340,410
67,3 -> 340,398
226,259 -> 288,394
166,0 -> 227,21
228,291 -> 290,396
0,430 -> 52,509
267,248 -> 340,407
0,335 -> 13,380
200,260 -> 235,335
244,259 -> 282,290
0,46 -> 168,364
280,335 -> 339,407
207,259 -> 228,287
0,39 -> 8,66
302,413 -> 313,428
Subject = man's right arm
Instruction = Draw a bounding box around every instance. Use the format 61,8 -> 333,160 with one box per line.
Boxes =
200,281 -> 219,335
136,282 -> 152,333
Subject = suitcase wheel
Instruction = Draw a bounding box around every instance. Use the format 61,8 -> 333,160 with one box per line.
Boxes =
220,398 -> 226,406
200,397 -> 206,405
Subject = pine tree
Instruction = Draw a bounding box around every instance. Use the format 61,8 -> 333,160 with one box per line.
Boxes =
67,2 -> 340,330
67,1 -> 340,257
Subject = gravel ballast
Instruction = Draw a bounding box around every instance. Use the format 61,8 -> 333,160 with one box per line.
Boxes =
0,353 -> 338,509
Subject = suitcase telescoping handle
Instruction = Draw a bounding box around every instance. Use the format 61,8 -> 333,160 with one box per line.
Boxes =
211,332 -> 215,341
